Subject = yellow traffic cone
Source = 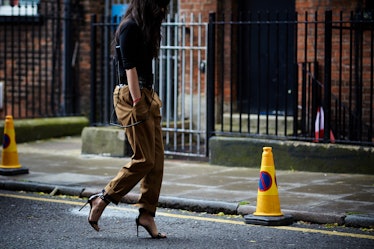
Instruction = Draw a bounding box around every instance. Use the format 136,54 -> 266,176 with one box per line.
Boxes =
254,147 -> 282,216
0,115 -> 29,175
244,147 -> 292,226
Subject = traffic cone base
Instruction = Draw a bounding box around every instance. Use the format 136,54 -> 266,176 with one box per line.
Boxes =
244,214 -> 293,226
0,115 -> 28,176
0,167 -> 29,176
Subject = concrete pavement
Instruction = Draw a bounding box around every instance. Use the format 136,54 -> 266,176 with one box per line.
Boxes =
0,136 -> 373,228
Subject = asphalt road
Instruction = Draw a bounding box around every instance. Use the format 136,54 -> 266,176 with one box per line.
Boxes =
0,190 -> 373,249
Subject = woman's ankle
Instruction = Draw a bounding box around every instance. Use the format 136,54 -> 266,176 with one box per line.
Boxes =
139,208 -> 155,217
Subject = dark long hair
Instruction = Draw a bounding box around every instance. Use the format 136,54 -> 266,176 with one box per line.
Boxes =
114,0 -> 170,58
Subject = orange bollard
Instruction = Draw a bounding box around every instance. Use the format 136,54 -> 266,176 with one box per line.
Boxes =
244,147 -> 292,226
0,115 -> 29,175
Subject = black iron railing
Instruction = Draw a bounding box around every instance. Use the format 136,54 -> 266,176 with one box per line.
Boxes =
207,10 -> 374,146
0,0 -> 82,119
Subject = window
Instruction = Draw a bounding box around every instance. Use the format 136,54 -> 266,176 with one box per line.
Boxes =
0,0 -> 39,16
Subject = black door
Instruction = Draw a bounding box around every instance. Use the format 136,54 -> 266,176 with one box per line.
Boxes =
238,0 -> 296,115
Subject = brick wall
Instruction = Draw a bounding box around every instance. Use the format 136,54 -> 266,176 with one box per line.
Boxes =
75,0 -> 104,116
179,0 -> 218,21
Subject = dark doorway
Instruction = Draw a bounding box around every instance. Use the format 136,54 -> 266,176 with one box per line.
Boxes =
237,0 -> 296,115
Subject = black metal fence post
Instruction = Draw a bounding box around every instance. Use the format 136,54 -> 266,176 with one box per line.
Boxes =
293,15 -> 299,137
206,12 -> 216,157
301,62 -> 307,135
63,0 -> 72,115
90,14 -> 97,125
324,10 -> 332,142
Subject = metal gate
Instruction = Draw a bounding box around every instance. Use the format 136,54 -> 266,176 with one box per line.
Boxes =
158,14 -> 208,158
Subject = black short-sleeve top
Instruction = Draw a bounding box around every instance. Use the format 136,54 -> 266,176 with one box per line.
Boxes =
118,18 -> 153,84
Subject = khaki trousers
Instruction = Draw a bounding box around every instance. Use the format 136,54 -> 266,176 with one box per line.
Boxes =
104,85 -> 164,215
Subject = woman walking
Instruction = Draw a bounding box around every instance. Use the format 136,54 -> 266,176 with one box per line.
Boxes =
80,0 -> 170,239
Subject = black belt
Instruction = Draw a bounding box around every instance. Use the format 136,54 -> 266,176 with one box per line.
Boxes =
120,78 -> 152,90
138,80 -> 153,90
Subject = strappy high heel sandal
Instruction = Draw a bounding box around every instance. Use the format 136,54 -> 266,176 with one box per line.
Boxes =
135,214 -> 167,239
79,193 -> 110,232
